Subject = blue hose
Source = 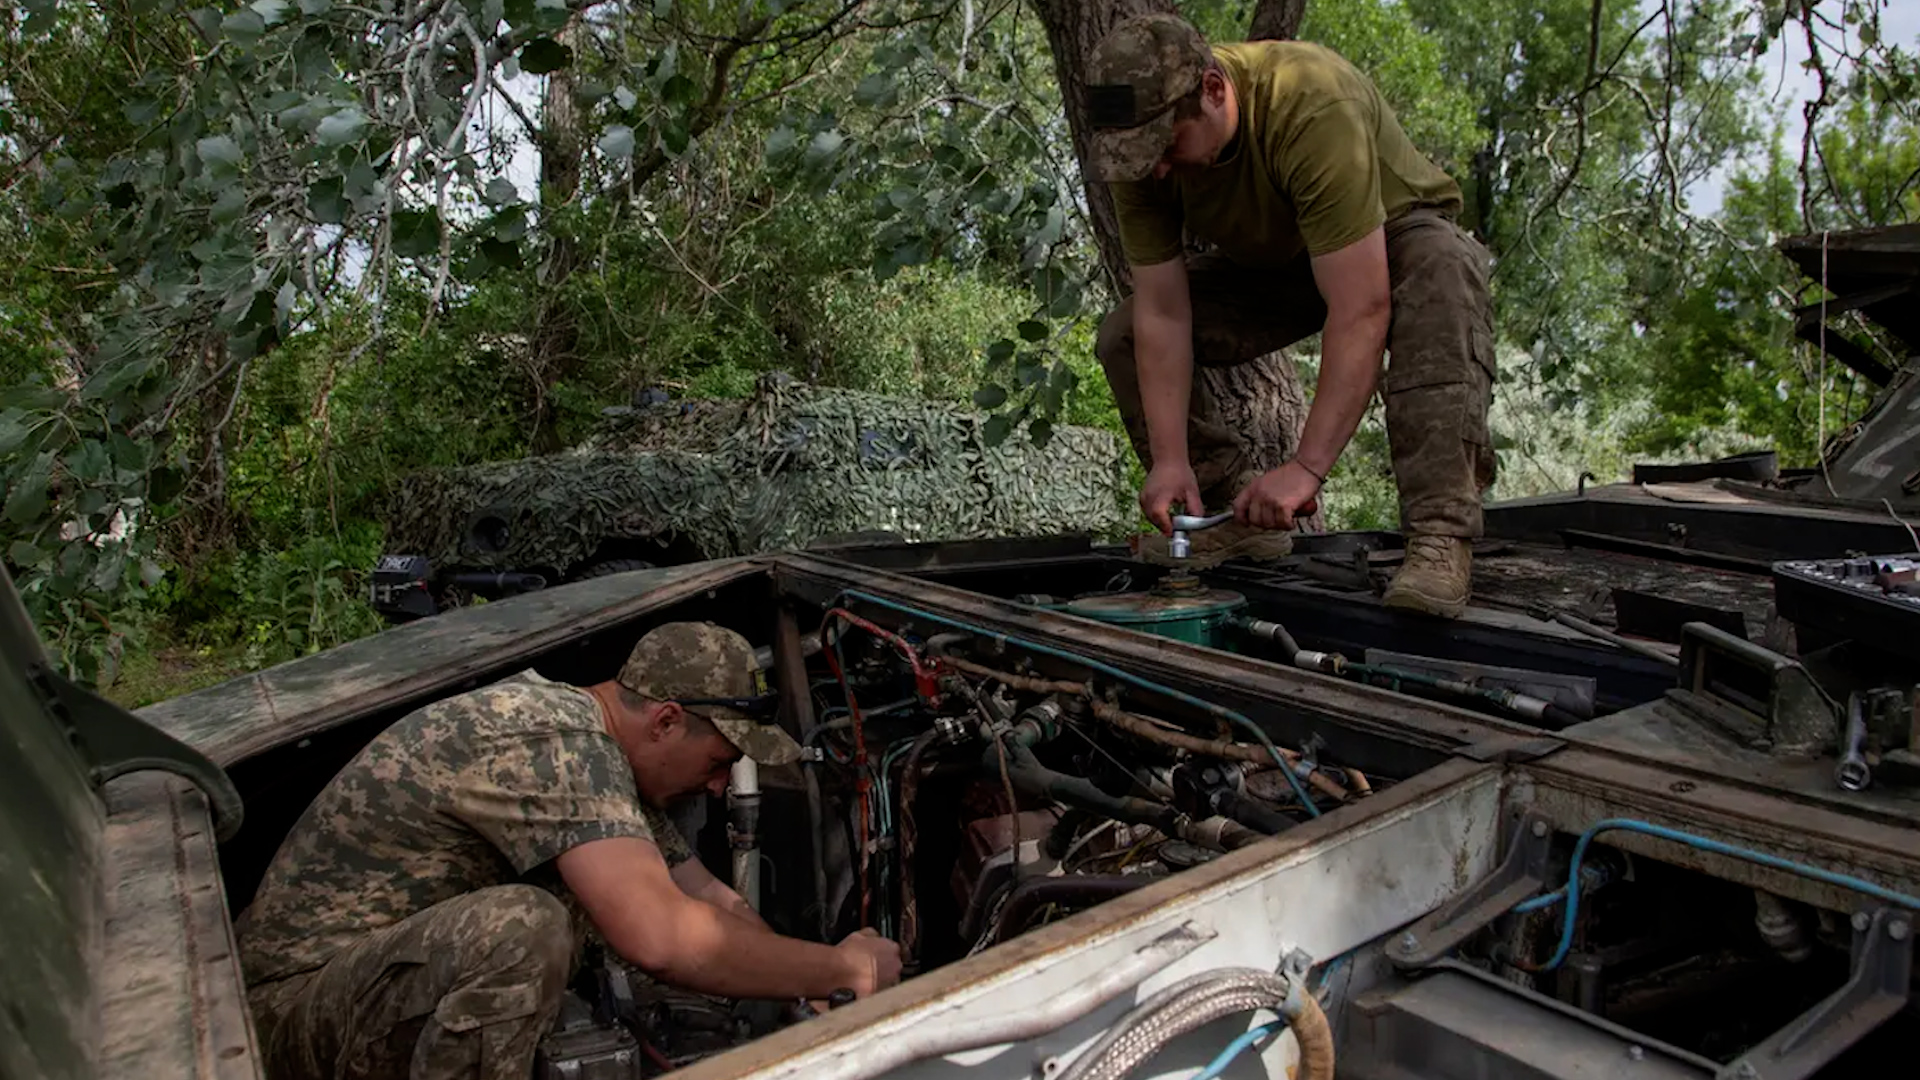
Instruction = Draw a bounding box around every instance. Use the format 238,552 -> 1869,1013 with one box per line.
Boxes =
839,590 -> 1320,817
1192,1020 -> 1283,1080
1535,818 -> 1920,971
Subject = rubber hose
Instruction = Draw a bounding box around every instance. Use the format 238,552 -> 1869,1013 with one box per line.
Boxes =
992,735 -> 1186,838
988,875 -> 1146,945
1059,969 -> 1334,1080
1212,789 -> 1291,835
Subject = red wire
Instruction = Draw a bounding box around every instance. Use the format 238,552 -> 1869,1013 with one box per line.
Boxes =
818,606 -> 944,931
821,625 -> 873,927
641,1039 -> 675,1073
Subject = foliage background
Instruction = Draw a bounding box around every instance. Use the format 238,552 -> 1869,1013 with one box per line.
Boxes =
2,0 -> 1915,701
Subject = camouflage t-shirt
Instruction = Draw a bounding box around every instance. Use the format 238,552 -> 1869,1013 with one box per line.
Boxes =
236,670 -> 690,986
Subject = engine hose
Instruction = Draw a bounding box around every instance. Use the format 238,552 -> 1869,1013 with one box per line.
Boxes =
992,733 -> 1187,838
987,875 -> 1146,945
838,590 -> 1321,817
894,728 -> 942,970
1057,968 -> 1334,1080
939,655 -> 1355,804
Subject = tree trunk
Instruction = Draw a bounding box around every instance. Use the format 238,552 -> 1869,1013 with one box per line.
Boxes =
1038,0 -> 1319,518
530,17 -> 586,453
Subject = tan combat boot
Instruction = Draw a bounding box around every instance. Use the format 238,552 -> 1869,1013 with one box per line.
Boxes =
1382,535 -> 1472,617
1135,522 -> 1294,570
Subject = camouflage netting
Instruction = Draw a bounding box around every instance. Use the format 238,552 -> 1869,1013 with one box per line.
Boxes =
386,374 -> 1131,577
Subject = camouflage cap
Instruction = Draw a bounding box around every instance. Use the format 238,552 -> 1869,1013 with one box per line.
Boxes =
1086,14 -> 1212,182
618,621 -> 802,766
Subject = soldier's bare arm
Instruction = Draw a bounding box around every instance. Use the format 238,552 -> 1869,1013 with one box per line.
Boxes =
1301,226 -> 1390,474
559,835 -> 901,999
669,855 -> 771,933
1132,257 -> 1205,532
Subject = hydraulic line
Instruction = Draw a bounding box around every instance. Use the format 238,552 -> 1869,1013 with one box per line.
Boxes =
1528,818 -> 1920,971
840,590 -> 1321,817
1056,968 -> 1334,1080
938,655 -> 1356,804
1237,614 -> 1582,729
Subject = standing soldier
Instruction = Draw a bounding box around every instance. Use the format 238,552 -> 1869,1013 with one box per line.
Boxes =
1087,13 -> 1496,617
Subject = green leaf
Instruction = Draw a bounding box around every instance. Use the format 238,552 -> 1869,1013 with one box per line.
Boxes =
5,451 -> 54,526
853,74 -> 896,108
10,541 -> 49,570
477,237 -> 522,271
391,209 -> 441,258
315,107 -> 367,147
982,414 -> 1013,448
803,130 -> 846,170
1017,319 -> 1048,343
1028,418 -> 1054,446
661,120 -> 690,156
298,0 -> 331,13
196,135 -> 243,169
661,74 -> 697,106
222,8 -> 266,44
66,440 -> 110,483
484,176 -> 518,205
250,0 -> 290,24
765,126 -> 799,163
492,206 -> 528,242
519,37 -> 572,75
0,410 -> 36,456
308,177 -> 347,223
1016,355 -> 1047,387
80,356 -> 157,402
972,384 -> 1007,409
210,185 -> 247,224
91,551 -> 126,593
985,338 -> 1015,367
598,125 -> 635,159
139,558 -> 166,588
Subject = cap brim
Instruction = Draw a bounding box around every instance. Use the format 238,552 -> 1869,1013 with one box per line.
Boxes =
714,717 -> 804,766
1091,111 -> 1177,182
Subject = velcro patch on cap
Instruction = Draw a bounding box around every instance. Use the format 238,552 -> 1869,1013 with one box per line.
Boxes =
1088,84 -> 1141,129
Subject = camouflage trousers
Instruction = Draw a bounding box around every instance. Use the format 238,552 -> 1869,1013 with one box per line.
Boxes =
1096,208 -> 1498,538
248,885 -> 574,1080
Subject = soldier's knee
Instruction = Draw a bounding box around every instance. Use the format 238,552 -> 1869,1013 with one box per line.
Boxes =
474,885 -> 573,987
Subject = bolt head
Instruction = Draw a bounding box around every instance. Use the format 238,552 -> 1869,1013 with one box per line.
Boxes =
1531,820 -> 1549,839
1735,1062 -> 1758,1079
1853,911 -> 1872,933
1891,920 -> 1911,942
1627,1045 -> 1645,1061
1398,931 -> 1419,951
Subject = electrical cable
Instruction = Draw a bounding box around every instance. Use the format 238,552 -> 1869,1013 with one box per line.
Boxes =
838,590 -> 1320,817
1190,1020 -> 1282,1080
1531,817 -> 1920,971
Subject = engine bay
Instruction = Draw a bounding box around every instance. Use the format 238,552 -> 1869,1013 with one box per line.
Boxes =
202,538 -> 1918,1080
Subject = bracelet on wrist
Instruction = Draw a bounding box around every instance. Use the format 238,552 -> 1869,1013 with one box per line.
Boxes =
1292,458 -> 1328,486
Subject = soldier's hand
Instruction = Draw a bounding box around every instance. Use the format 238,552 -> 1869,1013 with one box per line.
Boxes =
1233,461 -> 1321,531
835,928 -> 903,997
1140,462 -> 1203,535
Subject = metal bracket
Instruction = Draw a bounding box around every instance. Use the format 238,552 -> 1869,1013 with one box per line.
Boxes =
29,662 -> 245,841
1717,907 -> 1913,1080
1390,810 -> 1554,969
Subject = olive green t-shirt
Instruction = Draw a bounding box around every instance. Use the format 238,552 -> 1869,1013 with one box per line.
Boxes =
1111,40 -> 1463,268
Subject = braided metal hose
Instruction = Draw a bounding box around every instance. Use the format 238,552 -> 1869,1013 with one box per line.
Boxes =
1057,968 -> 1334,1080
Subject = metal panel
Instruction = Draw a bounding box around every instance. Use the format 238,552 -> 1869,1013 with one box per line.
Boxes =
98,774 -> 262,1080
669,760 -> 1505,1080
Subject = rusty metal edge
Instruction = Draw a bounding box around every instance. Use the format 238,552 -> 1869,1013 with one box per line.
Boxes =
667,756 -> 1503,1080
167,558 -> 762,766
1521,748 -> 1920,906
